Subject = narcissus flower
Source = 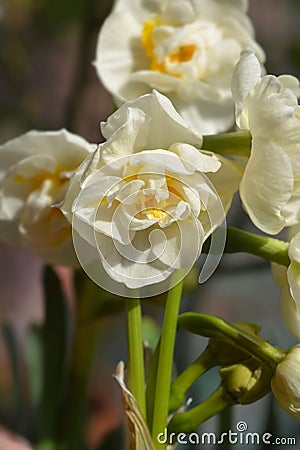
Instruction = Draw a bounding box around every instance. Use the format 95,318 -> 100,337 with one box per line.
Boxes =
94,0 -> 264,134
272,231 -> 300,338
271,344 -> 300,419
0,130 -> 93,265
61,91 -> 241,294
232,49 -> 300,234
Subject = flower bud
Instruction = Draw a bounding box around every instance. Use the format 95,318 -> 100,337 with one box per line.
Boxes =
271,344 -> 300,419
208,322 -> 261,365
220,359 -> 272,405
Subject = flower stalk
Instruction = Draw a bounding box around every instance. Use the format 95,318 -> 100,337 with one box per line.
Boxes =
177,313 -> 286,370
169,347 -> 216,411
203,227 -> 290,267
168,386 -> 232,433
151,271 -> 184,449
126,297 -> 146,419
202,130 -> 252,157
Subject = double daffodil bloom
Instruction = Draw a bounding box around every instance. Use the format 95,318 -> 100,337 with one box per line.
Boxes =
231,49 -> 300,234
0,130 -> 93,265
94,0 -> 264,134
61,91 -> 241,295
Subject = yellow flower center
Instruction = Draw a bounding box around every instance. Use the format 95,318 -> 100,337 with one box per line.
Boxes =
141,17 -> 196,76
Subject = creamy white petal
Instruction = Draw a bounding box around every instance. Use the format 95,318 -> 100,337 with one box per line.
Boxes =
288,263 -> 300,312
231,48 -> 262,129
169,143 -> 220,173
244,76 -> 300,143
0,129 -> 92,181
289,232 -> 300,264
278,75 -> 300,97
128,149 -> 195,175
240,137 -> 294,234
100,107 -> 151,165
101,90 -> 203,149
94,12 -> 149,102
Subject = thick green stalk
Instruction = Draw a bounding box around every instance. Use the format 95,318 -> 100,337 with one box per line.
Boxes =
126,298 -> 146,418
168,386 -> 232,433
225,228 -> 290,266
202,131 -> 252,157
151,271 -> 184,449
177,313 -> 286,371
169,347 -> 216,411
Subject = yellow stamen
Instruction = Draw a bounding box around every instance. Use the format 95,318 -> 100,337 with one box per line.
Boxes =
142,18 -> 196,76
168,44 -> 196,64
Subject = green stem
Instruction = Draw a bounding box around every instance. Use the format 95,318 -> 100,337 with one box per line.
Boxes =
126,298 -> 146,418
203,227 -> 290,267
169,347 -> 216,411
151,270 -> 184,449
225,228 -> 290,266
168,386 -> 232,434
178,313 -> 286,371
58,273 -> 102,450
202,130 -> 252,157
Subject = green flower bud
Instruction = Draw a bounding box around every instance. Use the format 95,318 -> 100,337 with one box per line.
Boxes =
220,359 -> 272,404
208,322 -> 261,365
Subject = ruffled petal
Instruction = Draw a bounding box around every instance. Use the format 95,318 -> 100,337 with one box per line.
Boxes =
231,48 -> 262,129
101,90 -> 203,149
240,137 -> 294,234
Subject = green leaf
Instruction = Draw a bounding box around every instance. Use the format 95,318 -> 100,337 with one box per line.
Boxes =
1,324 -> 25,432
38,266 -> 71,447
25,324 -> 43,409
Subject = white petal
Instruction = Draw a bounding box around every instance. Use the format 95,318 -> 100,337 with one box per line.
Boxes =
101,107 -> 151,164
231,48 -> 262,129
288,262 -> 300,311
94,11 -> 149,102
169,143 -> 221,173
0,129 -> 92,182
289,232 -> 300,264
101,90 -> 203,149
240,137 -> 294,234
95,229 -> 174,289
245,76 -> 300,139
278,75 -> 300,98
171,92 -> 235,134
128,149 -> 195,175
280,285 -> 300,339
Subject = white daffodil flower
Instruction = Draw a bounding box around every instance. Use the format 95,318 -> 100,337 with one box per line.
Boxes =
271,344 -> 300,419
0,129 -> 93,265
232,48 -> 300,234
272,231 -> 300,338
61,91 -> 241,295
94,0 -> 264,134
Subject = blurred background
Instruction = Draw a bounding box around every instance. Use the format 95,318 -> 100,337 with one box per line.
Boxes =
0,0 -> 300,448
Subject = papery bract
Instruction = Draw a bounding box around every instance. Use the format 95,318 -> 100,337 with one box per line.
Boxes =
0,129 -> 93,265
94,0 -> 264,134
271,345 -> 300,420
232,49 -> 300,234
61,91 -> 241,296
